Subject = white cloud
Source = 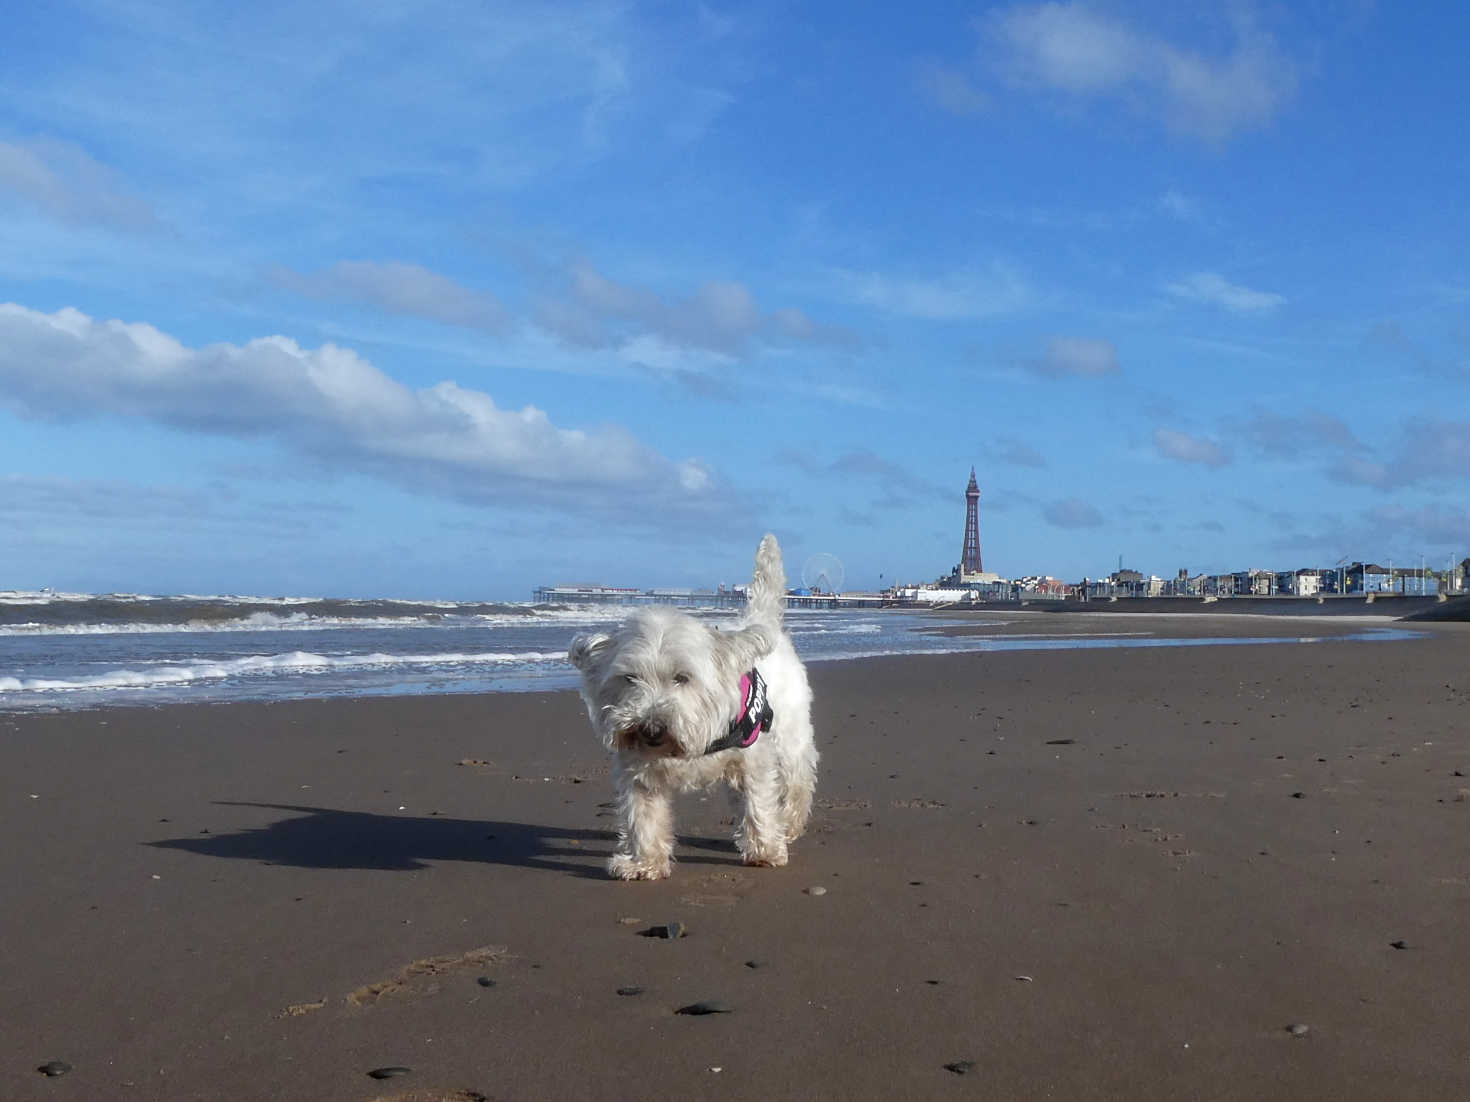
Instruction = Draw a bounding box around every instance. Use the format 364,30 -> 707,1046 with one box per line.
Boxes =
779,376 -> 890,409
1043,497 -> 1104,528
1328,456 -> 1390,489
1239,408 -> 1364,459
667,86 -> 737,143
0,472 -> 338,537
1277,502 -> 1470,562
987,436 -> 1048,468
1331,417 -> 1470,490
581,46 -> 633,150
1,2 -> 748,238
1027,336 -> 1119,378
1360,503 -> 1470,548
537,258 -> 854,358
1154,427 -> 1229,467
983,3 -> 1298,142
618,334 -> 737,400
273,261 -> 508,333
1391,418 -> 1470,486
778,448 -> 946,505
1158,188 -> 1201,221
988,3 -> 1139,92
838,262 -> 1032,321
1167,271 -> 1286,314
916,59 -> 989,116
0,137 -> 156,231
0,303 -> 714,509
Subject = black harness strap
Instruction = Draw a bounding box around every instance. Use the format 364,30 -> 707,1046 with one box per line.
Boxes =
704,667 -> 772,755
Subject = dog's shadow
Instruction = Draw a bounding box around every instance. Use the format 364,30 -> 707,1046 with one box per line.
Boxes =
147,802 -> 744,878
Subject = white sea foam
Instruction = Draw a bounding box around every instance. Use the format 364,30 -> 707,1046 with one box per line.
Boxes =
0,606 -> 621,637
0,590 -> 99,605
788,622 -> 883,636
0,613 -> 418,636
0,649 -> 568,694
0,590 -> 319,606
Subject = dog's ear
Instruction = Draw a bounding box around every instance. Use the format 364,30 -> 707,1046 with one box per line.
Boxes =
715,623 -> 775,673
568,632 -> 612,674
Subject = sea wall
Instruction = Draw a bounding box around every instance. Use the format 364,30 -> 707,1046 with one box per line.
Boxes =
988,594 -> 1470,620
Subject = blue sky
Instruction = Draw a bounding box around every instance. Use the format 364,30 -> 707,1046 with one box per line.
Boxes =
2,0 -> 1467,599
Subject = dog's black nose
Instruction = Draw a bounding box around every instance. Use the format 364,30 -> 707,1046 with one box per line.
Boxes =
637,722 -> 667,747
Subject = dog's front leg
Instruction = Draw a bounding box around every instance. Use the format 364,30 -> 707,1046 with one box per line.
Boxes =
608,763 -> 674,880
735,757 -> 789,867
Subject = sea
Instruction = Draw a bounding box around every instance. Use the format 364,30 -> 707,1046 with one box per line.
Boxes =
0,590 -> 1419,714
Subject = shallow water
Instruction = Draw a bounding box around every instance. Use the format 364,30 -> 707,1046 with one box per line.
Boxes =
0,590 -> 1422,712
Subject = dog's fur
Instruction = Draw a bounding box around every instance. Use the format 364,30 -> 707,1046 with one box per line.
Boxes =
568,534 -> 817,880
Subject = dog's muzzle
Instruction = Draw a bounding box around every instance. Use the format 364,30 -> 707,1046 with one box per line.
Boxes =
622,720 -> 673,750
636,721 -> 668,747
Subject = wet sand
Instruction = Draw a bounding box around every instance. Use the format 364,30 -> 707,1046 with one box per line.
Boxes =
4,620 -> 1469,1100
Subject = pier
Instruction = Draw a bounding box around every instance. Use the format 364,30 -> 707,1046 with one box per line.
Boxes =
533,585 -> 746,609
532,584 -> 1463,620
531,585 -> 901,610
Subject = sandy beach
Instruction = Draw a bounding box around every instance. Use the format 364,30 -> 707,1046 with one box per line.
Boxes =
5,618 -> 1469,1101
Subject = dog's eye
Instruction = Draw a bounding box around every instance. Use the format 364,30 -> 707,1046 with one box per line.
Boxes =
620,673 -> 639,685
673,672 -> 690,685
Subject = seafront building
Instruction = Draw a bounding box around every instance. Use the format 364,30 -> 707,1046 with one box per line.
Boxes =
929,468 -> 1467,603
533,469 -> 1466,608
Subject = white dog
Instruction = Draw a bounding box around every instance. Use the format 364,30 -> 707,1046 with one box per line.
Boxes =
569,534 -> 818,880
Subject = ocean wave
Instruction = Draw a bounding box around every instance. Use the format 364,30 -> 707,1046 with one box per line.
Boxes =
788,622 -> 882,636
0,603 -> 621,636
0,590 -> 328,607
0,612 -> 428,636
0,649 -> 569,694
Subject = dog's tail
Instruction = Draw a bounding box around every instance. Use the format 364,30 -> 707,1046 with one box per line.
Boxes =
746,533 -> 787,627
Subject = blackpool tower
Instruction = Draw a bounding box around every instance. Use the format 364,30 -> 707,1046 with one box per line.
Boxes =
961,467 -> 983,575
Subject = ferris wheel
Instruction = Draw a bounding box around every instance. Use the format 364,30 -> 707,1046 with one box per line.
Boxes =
801,553 -> 845,594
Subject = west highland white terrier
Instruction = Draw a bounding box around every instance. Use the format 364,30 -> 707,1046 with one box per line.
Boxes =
569,534 -> 818,880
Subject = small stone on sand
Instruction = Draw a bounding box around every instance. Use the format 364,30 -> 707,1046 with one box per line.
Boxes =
676,1000 -> 733,1015
1287,1023 -> 1310,1037
37,1061 -> 72,1077
944,1060 -> 976,1075
617,985 -> 644,996
366,1066 -> 413,1079
806,885 -> 827,896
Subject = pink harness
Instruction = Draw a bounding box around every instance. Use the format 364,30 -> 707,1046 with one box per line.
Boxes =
704,667 -> 772,755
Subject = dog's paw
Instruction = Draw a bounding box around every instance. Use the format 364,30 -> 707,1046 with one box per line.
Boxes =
739,845 -> 789,868
608,853 -> 672,881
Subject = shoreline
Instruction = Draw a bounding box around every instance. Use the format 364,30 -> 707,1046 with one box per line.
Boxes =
923,593 -> 1470,620
5,631 -> 1470,1100
2,610 -> 1454,718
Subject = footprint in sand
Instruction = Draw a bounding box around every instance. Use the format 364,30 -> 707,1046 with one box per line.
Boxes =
679,870 -> 755,908
277,946 -> 509,1018
348,946 -> 510,1007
